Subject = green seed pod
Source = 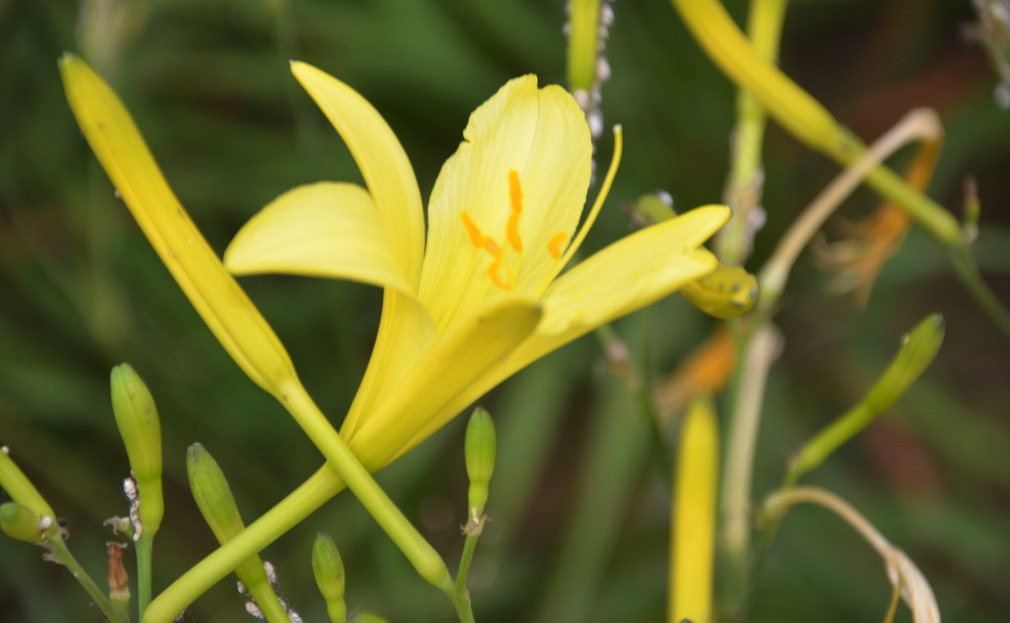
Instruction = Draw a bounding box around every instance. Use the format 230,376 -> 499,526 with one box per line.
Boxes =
110,364 -> 162,484
465,407 -> 497,517
312,532 -> 347,623
0,501 -> 54,543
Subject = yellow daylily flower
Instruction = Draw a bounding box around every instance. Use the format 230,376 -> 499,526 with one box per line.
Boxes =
225,62 -> 731,469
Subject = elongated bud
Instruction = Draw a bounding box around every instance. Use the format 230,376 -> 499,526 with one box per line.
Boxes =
187,443 -> 288,620
0,446 -> 55,520
465,408 -> 496,517
791,314 -> 944,482
110,364 -> 162,484
0,502 -> 57,543
312,532 -> 347,623
670,396 -> 719,623
864,314 -> 945,413
187,443 -> 246,542
111,364 -> 164,539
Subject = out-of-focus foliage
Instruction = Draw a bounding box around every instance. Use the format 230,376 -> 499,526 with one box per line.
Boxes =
1,1 -> 1008,622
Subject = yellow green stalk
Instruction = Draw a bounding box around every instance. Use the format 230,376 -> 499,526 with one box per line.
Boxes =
670,397 -> 719,623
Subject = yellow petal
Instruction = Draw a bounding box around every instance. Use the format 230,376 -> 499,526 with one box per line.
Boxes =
291,61 -> 425,287
346,297 -> 542,470
224,182 -> 415,297
418,75 -> 592,330
339,290 -> 437,440
530,204 -> 729,341
59,54 -> 297,395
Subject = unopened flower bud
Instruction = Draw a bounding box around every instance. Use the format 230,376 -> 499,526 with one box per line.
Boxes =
465,408 -> 496,517
110,364 -> 162,484
0,448 -> 55,520
187,443 -> 287,618
312,532 -> 347,623
864,314 -> 944,413
0,502 -> 56,543
111,364 -> 164,537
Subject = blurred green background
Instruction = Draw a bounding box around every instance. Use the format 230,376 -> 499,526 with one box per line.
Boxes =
2,0 -> 1009,621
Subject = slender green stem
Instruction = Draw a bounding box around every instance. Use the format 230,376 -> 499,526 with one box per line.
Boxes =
278,381 -> 454,595
455,532 -> 480,597
47,537 -> 128,623
135,535 -> 154,617
451,529 -> 481,623
717,0 -> 787,267
593,325 -> 674,480
948,249 -> 1010,340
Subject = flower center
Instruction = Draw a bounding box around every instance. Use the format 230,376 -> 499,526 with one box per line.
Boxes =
460,170 -> 567,291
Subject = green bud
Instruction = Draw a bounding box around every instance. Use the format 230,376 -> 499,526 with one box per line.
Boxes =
0,446 -> 55,519
634,193 -> 677,224
465,408 -> 497,517
790,314 -> 944,482
352,613 -> 389,623
0,501 -> 55,543
111,363 -> 164,538
864,314 -> 945,413
187,443 -> 288,620
312,532 -> 347,623
110,364 -> 162,484
187,443 -> 248,543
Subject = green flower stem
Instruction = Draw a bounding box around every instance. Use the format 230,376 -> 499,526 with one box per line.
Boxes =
718,324 -> 780,612
135,534 -> 154,616
46,536 -> 128,623
276,381 -> 455,596
566,0 -> 603,92
717,0 -> 787,266
454,532 -> 480,599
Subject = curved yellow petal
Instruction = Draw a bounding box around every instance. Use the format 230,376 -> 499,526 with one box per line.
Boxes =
291,61 -> 425,287
59,54 -> 297,396
418,75 -> 592,331
339,290 -> 437,440
535,205 -> 729,336
346,297 -> 542,470
224,182 -> 415,297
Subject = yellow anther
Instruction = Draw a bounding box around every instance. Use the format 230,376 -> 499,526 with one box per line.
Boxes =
547,232 -> 567,259
507,170 -> 524,252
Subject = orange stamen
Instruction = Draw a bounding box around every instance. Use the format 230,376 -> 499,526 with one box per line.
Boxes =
487,258 -> 513,290
547,232 -> 567,259
507,169 -> 523,252
461,212 -> 486,248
